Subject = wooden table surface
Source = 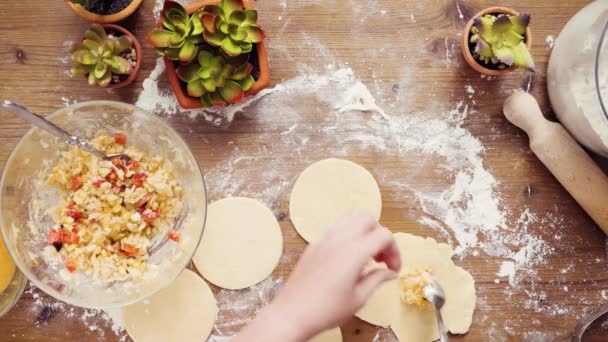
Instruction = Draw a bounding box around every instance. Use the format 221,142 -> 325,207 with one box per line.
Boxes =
1,0 -> 608,341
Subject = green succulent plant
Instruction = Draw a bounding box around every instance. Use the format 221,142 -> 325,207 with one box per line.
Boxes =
147,1 -> 204,63
176,50 -> 256,107
199,0 -> 265,57
70,24 -> 134,87
471,13 -> 535,71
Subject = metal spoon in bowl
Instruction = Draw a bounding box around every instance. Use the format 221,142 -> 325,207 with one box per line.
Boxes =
2,100 -> 130,162
423,281 -> 449,342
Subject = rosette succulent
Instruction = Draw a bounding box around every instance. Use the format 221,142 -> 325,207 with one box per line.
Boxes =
199,0 -> 265,56
176,50 -> 256,107
471,13 -> 535,71
70,24 -> 134,87
147,0 -> 204,63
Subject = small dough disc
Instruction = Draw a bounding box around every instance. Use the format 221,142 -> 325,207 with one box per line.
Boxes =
356,233 -> 476,341
290,158 -> 382,242
122,269 -> 217,342
192,197 -> 283,290
311,327 -> 343,342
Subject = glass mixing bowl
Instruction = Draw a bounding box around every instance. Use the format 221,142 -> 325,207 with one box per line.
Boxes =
547,1 -> 608,157
0,101 -> 207,309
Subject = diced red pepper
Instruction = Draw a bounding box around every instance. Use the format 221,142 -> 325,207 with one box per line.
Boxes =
132,173 -> 147,188
66,207 -> 82,221
71,175 -> 83,191
119,243 -> 140,257
142,209 -> 160,223
72,225 -> 80,233
127,160 -> 140,170
107,170 -> 118,183
134,194 -> 152,208
92,179 -> 106,188
113,184 -> 126,194
167,230 -> 180,242
114,133 -> 127,145
48,228 -> 64,245
62,256 -> 76,272
63,232 -> 79,244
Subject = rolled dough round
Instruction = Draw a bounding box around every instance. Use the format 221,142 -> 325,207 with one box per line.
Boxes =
192,197 -> 283,290
311,327 -> 343,342
122,269 -> 217,342
356,233 -> 476,341
289,158 -> 382,242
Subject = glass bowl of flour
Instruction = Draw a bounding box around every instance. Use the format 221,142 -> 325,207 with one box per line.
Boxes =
0,101 -> 207,309
548,1 -> 608,157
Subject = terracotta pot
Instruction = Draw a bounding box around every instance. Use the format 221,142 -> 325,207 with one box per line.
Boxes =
77,24 -> 142,89
66,0 -> 144,24
460,6 -> 533,76
162,0 -> 271,109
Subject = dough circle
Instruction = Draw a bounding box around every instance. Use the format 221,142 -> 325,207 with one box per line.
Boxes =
355,233 -> 476,341
192,197 -> 283,290
289,158 -> 382,242
122,269 -> 217,342
311,327 -> 343,342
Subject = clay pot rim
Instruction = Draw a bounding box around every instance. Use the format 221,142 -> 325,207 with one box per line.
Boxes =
460,6 -> 533,76
77,24 -> 143,89
65,0 -> 144,24
161,0 -> 271,110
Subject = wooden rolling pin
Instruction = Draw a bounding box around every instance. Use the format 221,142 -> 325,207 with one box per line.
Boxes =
503,92 -> 608,234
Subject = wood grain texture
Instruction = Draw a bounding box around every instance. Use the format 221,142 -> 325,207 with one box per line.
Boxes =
1,0 -> 607,341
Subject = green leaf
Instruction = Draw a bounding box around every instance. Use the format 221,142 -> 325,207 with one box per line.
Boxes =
88,70 -> 97,85
201,5 -> 224,20
71,64 -> 91,77
201,77 -> 217,92
201,13 -> 218,33
221,0 -> 244,19
165,48 -> 180,60
220,64 -> 235,79
187,80 -> 205,97
148,29 -> 177,48
69,42 -> 89,54
104,56 -> 131,74
198,50 -> 214,66
113,35 -> 133,54
512,41 -> 536,71
229,10 -> 247,25
200,93 -> 213,107
162,17 -> 175,31
220,80 -> 244,103
492,46 -> 515,66
203,31 -> 225,46
88,24 -> 107,43
243,10 -> 257,25
94,60 -> 108,78
474,16 -> 495,44
72,50 -> 98,65
82,39 -> 101,53
231,62 -> 252,80
474,38 -> 494,58
219,22 -> 230,34
239,74 -> 255,92
209,92 -> 226,106
162,1 -> 188,20
221,38 -> 242,56
510,14 -> 530,35
239,42 -> 253,54
97,69 -> 112,87
191,13 -> 204,35
179,39 -> 197,63
176,62 -> 201,82
243,25 -> 264,43
230,28 -> 247,41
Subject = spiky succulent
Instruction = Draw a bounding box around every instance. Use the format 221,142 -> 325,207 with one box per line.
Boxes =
70,24 -> 134,87
199,0 -> 265,57
147,1 -> 204,63
176,50 -> 255,107
471,14 -> 535,71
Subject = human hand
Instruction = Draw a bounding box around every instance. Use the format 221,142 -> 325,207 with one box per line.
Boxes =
263,213 -> 401,341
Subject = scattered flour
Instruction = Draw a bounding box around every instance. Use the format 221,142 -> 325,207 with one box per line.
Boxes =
545,35 -> 555,50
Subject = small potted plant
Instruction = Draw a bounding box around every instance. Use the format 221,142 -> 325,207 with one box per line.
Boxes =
65,0 -> 144,23
147,0 -> 270,109
70,24 -> 142,88
461,6 -> 535,76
